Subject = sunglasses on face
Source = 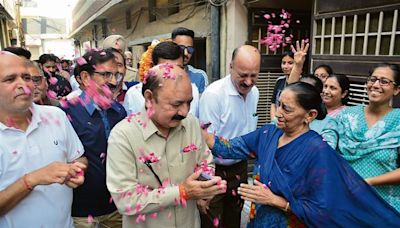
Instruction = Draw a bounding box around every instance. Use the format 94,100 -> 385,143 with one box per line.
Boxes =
178,45 -> 195,55
367,76 -> 397,86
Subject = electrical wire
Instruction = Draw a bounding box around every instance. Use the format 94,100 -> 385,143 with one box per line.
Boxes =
153,0 -> 206,9
151,3 -> 205,24
208,0 -> 229,7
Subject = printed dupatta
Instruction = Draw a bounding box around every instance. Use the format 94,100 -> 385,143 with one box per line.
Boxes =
212,124 -> 400,227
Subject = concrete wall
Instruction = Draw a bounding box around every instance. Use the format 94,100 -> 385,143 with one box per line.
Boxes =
73,0 -> 212,74
220,0 -> 248,77
21,0 -> 75,59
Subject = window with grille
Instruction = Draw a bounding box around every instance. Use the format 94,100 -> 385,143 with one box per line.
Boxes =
256,72 -> 282,126
313,9 -> 400,56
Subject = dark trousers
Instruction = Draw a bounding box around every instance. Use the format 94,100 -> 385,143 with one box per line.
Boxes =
200,160 -> 248,228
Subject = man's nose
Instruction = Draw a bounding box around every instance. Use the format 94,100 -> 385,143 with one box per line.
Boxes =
178,103 -> 190,116
108,75 -> 118,85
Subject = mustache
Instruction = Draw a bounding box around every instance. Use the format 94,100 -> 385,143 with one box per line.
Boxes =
106,83 -> 117,91
172,114 -> 186,121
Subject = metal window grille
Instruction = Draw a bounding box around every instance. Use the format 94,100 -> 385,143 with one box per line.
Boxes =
256,72 -> 283,126
313,9 -> 400,56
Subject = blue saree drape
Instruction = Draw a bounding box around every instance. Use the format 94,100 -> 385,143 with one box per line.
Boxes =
212,124 -> 400,227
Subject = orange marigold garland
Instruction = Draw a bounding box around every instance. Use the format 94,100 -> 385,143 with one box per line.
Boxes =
138,39 -> 171,82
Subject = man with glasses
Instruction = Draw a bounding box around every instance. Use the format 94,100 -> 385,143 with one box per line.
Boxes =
103,35 -> 139,82
172,27 -> 209,94
26,61 -> 59,106
199,45 -> 260,228
60,49 -> 126,228
106,47 -> 135,104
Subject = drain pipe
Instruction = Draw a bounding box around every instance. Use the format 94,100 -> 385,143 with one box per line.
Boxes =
210,1 -> 220,82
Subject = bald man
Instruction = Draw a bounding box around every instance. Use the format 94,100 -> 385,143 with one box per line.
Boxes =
106,64 -> 227,228
199,45 -> 261,228
0,52 -> 87,227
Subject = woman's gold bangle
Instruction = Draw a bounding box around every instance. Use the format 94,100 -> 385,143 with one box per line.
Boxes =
284,202 -> 290,212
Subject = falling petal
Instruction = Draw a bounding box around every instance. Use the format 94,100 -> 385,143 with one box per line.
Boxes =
49,77 -> 58,85
213,217 -> 219,227
87,215 -> 94,224
22,85 -> 32,95
47,90 -> 57,99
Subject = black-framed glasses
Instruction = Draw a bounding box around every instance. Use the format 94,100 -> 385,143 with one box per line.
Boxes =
367,76 -> 397,86
178,45 -> 195,55
31,75 -> 44,84
94,71 -> 124,82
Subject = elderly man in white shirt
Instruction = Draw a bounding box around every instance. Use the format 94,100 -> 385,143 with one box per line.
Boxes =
199,45 -> 261,228
0,52 -> 87,228
123,41 -> 200,117
123,81 -> 199,117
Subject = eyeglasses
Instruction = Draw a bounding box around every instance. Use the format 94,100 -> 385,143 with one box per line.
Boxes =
315,73 -> 329,79
178,45 -> 195,55
367,76 -> 397,86
31,75 -> 44,84
94,71 -> 124,83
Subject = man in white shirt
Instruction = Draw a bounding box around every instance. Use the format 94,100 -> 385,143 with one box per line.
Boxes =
124,41 -> 199,117
0,52 -> 87,227
199,45 -> 260,228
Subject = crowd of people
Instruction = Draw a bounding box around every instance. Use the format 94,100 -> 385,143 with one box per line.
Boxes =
1,26 -> 400,228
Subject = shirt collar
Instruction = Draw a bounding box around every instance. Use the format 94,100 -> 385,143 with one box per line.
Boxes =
226,74 -> 241,96
139,107 -> 185,141
0,103 -> 41,132
80,91 -> 122,116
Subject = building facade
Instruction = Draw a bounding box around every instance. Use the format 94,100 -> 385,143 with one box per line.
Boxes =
69,0 -> 400,124
0,0 -> 19,49
21,0 -> 76,60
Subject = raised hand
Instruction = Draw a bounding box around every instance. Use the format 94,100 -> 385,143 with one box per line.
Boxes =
290,39 -> 310,67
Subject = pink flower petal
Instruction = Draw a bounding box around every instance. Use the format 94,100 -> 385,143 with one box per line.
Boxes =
213,217 -> 219,227
76,57 -> 87,65
22,85 -> 31,95
49,77 -> 58,85
47,90 -> 57,99
87,215 -> 94,224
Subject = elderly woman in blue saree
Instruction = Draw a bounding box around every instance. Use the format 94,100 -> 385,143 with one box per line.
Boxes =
203,82 -> 400,227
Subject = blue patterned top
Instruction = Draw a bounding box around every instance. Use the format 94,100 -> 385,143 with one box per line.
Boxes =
336,105 -> 400,211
